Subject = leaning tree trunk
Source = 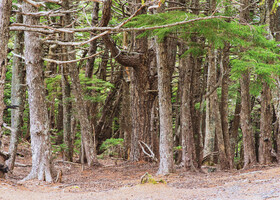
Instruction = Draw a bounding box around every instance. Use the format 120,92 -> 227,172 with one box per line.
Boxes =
23,1 -> 52,182
0,0 -> 13,134
8,0 -> 26,170
156,38 -> 174,175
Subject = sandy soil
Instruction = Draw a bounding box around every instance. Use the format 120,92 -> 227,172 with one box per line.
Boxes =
0,137 -> 280,200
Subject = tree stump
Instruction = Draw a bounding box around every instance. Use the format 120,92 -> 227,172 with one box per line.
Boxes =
0,151 -> 10,178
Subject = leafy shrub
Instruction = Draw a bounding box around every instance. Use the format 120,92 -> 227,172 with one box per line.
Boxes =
99,138 -> 124,158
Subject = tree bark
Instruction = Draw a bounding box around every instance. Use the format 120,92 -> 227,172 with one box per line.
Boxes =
23,1 -> 52,182
220,43 -> 233,169
85,2 -> 99,78
8,1 -> 26,170
179,44 -> 197,170
102,1 -> 156,161
61,67 -> 73,161
0,0 -> 13,134
203,47 -> 216,164
62,0 -> 98,166
240,71 -> 256,168
239,0 -> 256,169
156,38 -> 174,174
259,82 -> 273,164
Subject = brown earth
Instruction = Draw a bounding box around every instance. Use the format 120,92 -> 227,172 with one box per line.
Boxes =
0,136 -> 280,200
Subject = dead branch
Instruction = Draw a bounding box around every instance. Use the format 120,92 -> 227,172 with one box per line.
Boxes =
138,141 -> 158,162
15,162 -> 32,167
23,0 -> 45,8
43,51 -> 103,64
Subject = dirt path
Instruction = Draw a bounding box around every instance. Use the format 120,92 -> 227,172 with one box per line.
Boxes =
0,164 -> 280,200
0,137 -> 280,200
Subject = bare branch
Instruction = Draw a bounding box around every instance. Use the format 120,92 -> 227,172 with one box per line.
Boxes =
138,141 -> 158,162
3,123 -> 15,132
11,23 -> 74,33
23,0 -> 46,8
43,51 -> 103,64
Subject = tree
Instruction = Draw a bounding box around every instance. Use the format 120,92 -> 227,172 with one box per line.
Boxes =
22,1 -> 53,182
0,0 -> 13,135
7,0 -> 25,171
156,37 -> 174,174
239,0 -> 257,168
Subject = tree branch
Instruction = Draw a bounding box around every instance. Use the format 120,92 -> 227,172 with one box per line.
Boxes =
43,51 -> 103,64
10,15 -> 233,33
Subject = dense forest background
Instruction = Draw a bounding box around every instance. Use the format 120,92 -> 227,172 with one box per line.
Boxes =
1,0 -> 280,182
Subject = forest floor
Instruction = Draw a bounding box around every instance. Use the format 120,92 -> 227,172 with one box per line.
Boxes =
0,136 -> 280,200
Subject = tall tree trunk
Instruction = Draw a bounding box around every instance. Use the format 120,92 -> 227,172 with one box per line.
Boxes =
85,2 -> 99,78
229,90 -> 241,166
61,67 -> 72,161
102,1 -> 156,161
239,0 -> 256,168
156,38 -> 174,174
203,47 -> 216,164
23,1 -> 52,182
8,1 -> 26,170
259,82 -> 273,164
179,44 -> 197,170
62,0 -> 98,166
220,44 -> 233,169
120,79 -> 132,159
240,71 -> 256,168
0,0 -> 12,134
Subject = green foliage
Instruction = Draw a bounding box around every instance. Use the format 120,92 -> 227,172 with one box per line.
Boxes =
79,72 -> 114,103
100,138 -> 124,157
125,11 -> 280,89
140,172 -> 167,184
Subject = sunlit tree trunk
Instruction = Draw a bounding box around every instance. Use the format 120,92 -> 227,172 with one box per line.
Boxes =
23,1 -> 52,182
156,37 -> 174,174
203,47 -> 216,164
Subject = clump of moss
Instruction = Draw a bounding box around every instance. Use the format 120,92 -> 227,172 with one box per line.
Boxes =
140,172 -> 167,184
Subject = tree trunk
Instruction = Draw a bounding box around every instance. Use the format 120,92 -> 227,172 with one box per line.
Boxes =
229,90 -> 241,166
220,43 -> 233,169
179,44 -> 197,170
61,67 -> 73,161
62,0 -> 97,166
23,1 -> 52,182
102,1 -> 156,161
119,79 -> 132,159
8,1 -> 26,170
85,2 -> 99,78
240,71 -> 256,168
0,0 -> 12,134
203,47 -> 216,164
156,38 -> 174,174
259,82 -> 273,164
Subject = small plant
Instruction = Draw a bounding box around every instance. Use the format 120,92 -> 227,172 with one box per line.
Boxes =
99,138 -> 124,158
